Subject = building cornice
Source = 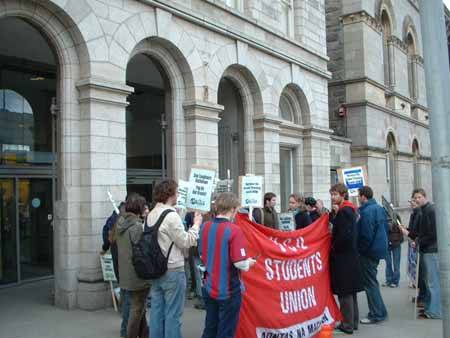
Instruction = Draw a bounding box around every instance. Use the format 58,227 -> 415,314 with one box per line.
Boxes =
387,35 -> 408,53
345,100 -> 429,128
341,10 -> 381,32
138,0 -> 331,80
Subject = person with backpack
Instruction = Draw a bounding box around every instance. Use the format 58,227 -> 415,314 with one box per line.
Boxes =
252,192 -> 279,229
383,212 -> 403,288
147,179 -> 202,338
115,193 -> 150,338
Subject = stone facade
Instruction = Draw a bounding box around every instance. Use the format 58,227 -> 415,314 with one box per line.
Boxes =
326,0 -> 432,219
0,0 -> 330,309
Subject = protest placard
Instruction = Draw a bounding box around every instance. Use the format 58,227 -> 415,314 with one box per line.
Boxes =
186,165 -> 216,212
100,254 -> 117,282
278,212 -> 295,231
177,179 -> 190,209
338,166 -> 367,197
239,175 -> 263,208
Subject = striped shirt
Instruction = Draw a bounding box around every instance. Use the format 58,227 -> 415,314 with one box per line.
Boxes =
199,217 -> 249,300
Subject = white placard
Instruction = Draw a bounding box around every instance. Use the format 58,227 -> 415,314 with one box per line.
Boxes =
177,180 -> 190,210
100,254 -> 117,282
278,212 -> 295,231
215,179 -> 233,194
341,166 -> 366,197
240,176 -> 263,208
186,166 -> 216,212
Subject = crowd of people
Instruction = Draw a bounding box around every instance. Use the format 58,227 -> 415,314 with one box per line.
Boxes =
100,179 -> 441,338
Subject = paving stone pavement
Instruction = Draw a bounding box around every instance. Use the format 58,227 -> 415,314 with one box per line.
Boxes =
0,258 -> 443,338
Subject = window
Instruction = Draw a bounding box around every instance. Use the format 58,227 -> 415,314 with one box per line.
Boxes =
386,133 -> 397,205
381,11 -> 392,87
406,33 -> 417,100
279,94 -> 295,122
280,0 -> 294,37
280,147 -> 294,212
412,140 -> 420,189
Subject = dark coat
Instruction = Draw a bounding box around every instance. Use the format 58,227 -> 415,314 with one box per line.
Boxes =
387,214 -> 404,248
357,198 -> 389,259
330,202 -> 363,296
294,209 -> 313,230
408,203 -> 437,253
253,207 -> 279,229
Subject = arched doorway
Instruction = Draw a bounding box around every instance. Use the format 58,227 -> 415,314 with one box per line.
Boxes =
0,17 -> 57,285
217,78 -> 245,190
125,54 -> 172,202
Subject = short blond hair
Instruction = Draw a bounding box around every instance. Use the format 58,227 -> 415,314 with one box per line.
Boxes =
215,192 -> 240,214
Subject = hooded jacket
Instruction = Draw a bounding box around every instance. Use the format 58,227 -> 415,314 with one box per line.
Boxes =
116,212 -> 150,291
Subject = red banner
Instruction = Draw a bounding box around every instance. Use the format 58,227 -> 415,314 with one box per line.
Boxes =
235,213 -> 342,338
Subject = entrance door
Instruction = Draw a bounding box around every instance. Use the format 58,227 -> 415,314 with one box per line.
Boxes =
0,178 -> 53,285
0,178 -> 17,285
18,178 -> 53,280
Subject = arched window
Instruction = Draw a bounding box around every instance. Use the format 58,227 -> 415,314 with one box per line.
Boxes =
412,140 -> 420,189
386,133 -> 398,205
381,10 -> 392,87
406,32 -> 417,100
279,93 -> 295,122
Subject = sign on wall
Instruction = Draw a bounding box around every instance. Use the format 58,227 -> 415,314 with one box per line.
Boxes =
186,165 -> 216,212
239,175 -> 264,208
338,166 -> 367,197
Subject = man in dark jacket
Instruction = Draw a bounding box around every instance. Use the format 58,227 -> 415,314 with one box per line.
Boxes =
400,188 -> 441,319
357,186 -> 388,324
253,192 -> 279,229
383,212 -> 403,288
330,184 -> 363,334
305,197 -> 321,222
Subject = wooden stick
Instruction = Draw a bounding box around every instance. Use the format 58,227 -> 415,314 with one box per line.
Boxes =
413,250 -> 420,320
249,206 -> 253,221
110,281 -> 118,312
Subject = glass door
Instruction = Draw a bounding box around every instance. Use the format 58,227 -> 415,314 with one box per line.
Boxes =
18,178 -> 53,280
0,178 -> 17,285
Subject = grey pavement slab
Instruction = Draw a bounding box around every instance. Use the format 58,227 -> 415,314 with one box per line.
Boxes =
0,254 -> 443,338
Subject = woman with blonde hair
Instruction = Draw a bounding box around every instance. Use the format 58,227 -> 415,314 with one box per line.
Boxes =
288,193 -> 312,229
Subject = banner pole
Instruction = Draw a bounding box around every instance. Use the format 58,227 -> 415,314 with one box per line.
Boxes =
249,206 -> 253,221
413,250 -> 420,320
110,281 -> 118,312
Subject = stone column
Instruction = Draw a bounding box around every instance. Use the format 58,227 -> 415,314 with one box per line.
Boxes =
74,78 -> 131,310
302,127 -> 332,203
183,100 -> 223,175
253,115 -> 282,197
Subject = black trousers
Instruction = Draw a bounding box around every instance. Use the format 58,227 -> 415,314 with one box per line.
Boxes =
338,293 -> 359,331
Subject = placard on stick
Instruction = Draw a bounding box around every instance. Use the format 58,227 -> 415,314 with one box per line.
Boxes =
278,212 -> 295,231
100,254 -> 117,282
177,179 -> 190,210
186,165 -> 216,212
239,175 -> 264,208
337,165 -> 368,197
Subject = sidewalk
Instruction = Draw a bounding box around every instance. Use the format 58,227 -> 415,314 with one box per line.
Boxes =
0,261 -> 443,338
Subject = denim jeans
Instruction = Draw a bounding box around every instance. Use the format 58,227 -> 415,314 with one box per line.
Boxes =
360,255 -> 388,321
120,289 -> 131,337
385,245 -> 401,285
150,270 -> 186,338
201,288 -> 242,338
423,253 -> 442,319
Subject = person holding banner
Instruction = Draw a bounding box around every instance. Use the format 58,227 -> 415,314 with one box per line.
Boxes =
252,192 -> 279,229
199,192 -> 257,338
288,193 -> 313,229
329,183 -> 363,334
115,193 -> 150,338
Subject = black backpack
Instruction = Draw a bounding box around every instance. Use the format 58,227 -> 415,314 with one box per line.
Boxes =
130,209 -> 175,280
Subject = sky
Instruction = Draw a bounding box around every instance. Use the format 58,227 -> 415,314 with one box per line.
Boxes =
445,0 -> 450,10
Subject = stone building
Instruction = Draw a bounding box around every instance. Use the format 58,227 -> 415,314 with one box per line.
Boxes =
326,0 -> 432,218
0,0 -> 331,309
